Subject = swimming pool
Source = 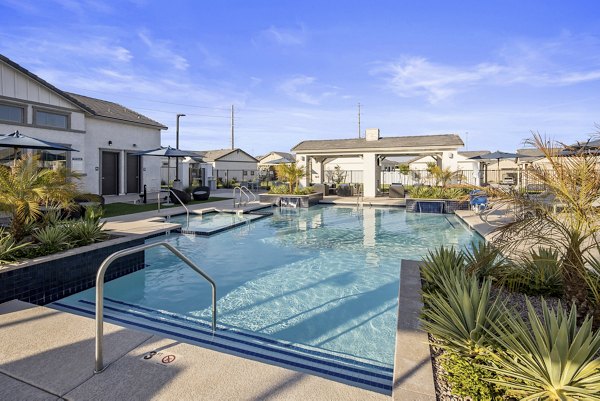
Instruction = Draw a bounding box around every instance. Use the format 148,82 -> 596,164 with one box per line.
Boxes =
52,205 -> 480,393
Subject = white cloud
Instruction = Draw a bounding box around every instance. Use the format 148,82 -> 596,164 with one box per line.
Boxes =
374,35 -> 600,103
278,75 -> 339,105
138,31 -> 189,71
257,25 -> 307,46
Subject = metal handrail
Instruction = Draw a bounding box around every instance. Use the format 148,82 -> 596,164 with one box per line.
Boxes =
239,186 -> 257,202
94,241 -> 217,373
169,189 -> 190,228
232,186 -> 250,207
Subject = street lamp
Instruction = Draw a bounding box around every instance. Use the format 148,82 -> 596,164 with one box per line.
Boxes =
175,113 -> 185,181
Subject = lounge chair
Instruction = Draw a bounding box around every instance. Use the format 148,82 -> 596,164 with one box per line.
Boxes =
192,186 -> 210,201
169,188 -> 191,204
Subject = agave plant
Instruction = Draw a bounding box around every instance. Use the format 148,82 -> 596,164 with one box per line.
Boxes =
33,225 -> 72,255
0,228 -> 30,264
421,276 -> 506,357
66,218 -> 107,246
420,245 -> 465,294
464,240 -> 506,280
485,299 -> 600,400
500,248 -> 564,297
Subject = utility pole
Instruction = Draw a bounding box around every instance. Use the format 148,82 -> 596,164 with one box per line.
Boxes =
231,105 -> 235,149
465,131 -> 469,151
358,103 -> 361,138
175,113 -> 185,181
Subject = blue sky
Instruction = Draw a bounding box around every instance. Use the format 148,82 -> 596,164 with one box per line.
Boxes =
1,0 -> 600,155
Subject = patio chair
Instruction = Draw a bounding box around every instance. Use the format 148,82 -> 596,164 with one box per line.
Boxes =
469,190 -> 488,213
192,186 -> 210,201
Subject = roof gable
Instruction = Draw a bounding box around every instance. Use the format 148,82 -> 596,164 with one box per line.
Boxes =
195,148 -> 259,162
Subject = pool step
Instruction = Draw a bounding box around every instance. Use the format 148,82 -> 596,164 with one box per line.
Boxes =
51,298 -> 393,394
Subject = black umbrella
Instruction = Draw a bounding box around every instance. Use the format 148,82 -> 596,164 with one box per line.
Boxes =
469,150 -> 520,184
0,130 -> 78,166
133,146 -> 201,186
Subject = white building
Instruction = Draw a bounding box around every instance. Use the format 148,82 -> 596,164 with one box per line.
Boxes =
181,148 -> 258,188
292,128 -> 464,197
0,55 -> 166,195
407,150 -> 489,185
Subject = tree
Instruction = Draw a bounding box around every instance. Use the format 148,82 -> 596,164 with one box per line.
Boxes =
0,155 -> 80,241
275,162 -> 306,194
493,133 -> 600,320
430,165 -> 456,187
331,165 -> 346,185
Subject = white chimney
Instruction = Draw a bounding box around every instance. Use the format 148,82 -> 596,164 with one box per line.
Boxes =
365,128 -> 380,141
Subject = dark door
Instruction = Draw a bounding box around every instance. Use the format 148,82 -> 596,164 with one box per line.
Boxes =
126,154 -> 141,193
101,152 -> 119,195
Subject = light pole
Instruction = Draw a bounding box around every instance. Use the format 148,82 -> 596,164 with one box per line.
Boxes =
175,113 -> 185,181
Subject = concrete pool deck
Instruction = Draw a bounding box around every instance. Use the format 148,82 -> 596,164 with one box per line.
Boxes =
0,260 -> 434,400
0,197 -> 452,400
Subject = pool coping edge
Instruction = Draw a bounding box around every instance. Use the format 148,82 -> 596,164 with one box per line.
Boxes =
392,259 -> 436,400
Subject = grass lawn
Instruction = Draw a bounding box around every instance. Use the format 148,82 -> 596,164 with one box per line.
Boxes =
102,197 -> 231,218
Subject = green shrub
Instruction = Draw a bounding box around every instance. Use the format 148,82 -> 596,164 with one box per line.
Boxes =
33,225 -> 72,255
485,300 -> 600,399
268,185 -> 314,195
421,276 -> 506,357
420,246 -> 466,294
0,229 -> 30,264
500,248 -> 563,296
584,252 -> 600,315
440,352 -> 505,400
66,219 -> 107,246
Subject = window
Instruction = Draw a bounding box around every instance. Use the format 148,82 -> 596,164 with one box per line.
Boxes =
250,170 -> 255,176
35,110 -> 68,129
243,170 -> 248,176
0,104 -> 24,123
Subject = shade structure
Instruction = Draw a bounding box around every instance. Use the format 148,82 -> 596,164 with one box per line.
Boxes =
0,130 -> 78,165
469,150 -> 521,184
131,146 -> 199,158
559,139 -> 600,156
133,146 -> 201,187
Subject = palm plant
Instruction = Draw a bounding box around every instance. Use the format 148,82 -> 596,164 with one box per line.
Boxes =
500,248 -> 563,296
275,162 -> 306,194
492,133 -> 600,314
0,155 -> 80,241
430,165 -> 457,187
33,225 -> 73,255
485,299 -> 600,400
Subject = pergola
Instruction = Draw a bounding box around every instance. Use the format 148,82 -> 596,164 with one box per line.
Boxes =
291,129 -> 464,197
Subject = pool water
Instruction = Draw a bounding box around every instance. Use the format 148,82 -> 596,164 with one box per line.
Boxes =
55,206 -> 479,369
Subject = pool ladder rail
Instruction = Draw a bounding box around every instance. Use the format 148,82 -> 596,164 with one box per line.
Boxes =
94,241 -> 217,373
233,186 -> 257,208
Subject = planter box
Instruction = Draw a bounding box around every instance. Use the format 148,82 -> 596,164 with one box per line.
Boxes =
0,235 -> 146,305
259,192 -> 323,208
405,198 -> 469,214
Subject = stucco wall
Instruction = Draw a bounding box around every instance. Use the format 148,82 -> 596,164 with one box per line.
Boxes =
84,118 -> 161,194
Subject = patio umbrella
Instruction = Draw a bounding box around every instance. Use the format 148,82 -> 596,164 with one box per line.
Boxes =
132,146 -> 201,187
469,150 -> 520,184
0,130 -> 78,166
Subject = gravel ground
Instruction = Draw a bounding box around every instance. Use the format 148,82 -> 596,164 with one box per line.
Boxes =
430,290 -> 561,401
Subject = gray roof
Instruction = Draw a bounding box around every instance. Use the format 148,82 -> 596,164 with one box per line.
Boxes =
0,54 -> 166,130
291,134 -> 464,152
194,148 -> 259,162
66,93 -> 167,129
458,150 -> 490,158
259,151 -> 295,162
